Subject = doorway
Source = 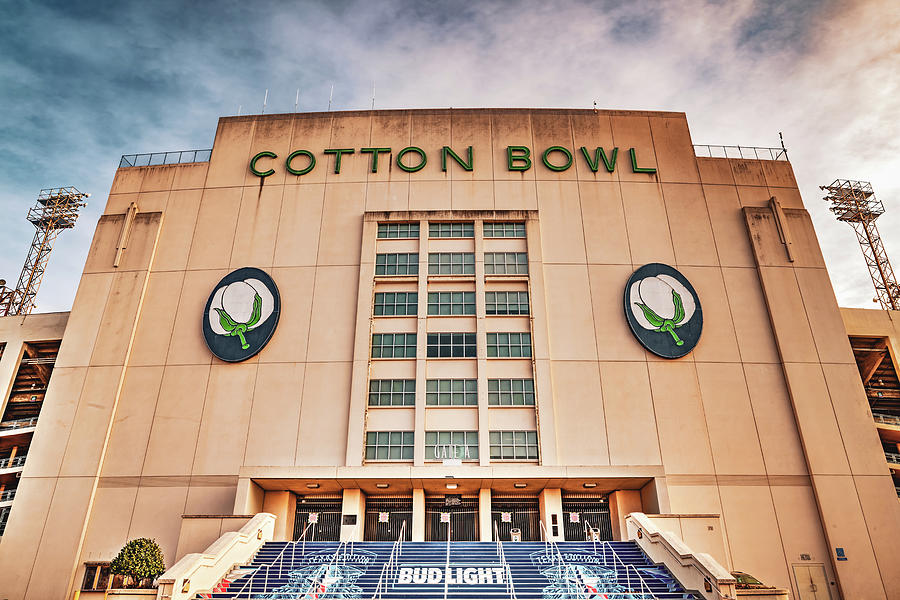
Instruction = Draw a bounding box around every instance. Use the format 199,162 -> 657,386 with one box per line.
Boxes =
364,496 -> 413,541
425,496 -> 479,540
293,495 -> 342,541
561,493 -> 613,541
792,564 -> 833,600
491,495 -> 540,541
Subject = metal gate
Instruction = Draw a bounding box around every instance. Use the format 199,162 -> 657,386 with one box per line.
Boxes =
294,495 -> 343,541
425,496 -> 479,541
364,496 -> 412,541
491,495 -> 540,541
561,494 -> 613,541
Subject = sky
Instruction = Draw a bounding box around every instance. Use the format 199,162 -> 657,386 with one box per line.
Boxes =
0,0 -> 898,312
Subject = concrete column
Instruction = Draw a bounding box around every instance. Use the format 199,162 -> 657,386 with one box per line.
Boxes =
262,491 -> 293,541
609,490 -> 642,541
479,488 -> 492,541
414,220 -> 428,466
233,478 -> 265,515
412,488 -> 425,541
341,489 -> 366,541
539,488 -> 564,541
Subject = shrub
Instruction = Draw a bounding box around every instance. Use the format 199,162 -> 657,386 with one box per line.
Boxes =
109,538 -> 166,588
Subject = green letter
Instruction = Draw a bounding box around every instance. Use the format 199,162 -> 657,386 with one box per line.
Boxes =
580,147 -> 618,173
360,147 -> 391,173
441,146 -> 474,172
285,150 -> 315,176
249,151 -> 277,178
507,146 -> 531,171
541,146 -> 573,171
629,148 -> 656,174
397,146 -> 427,172
324,148 -> 355,174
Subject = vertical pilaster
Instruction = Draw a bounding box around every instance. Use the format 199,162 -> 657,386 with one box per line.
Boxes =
479,488 -> 492,540
412,488 -> 425,541
414,220 -> 428,466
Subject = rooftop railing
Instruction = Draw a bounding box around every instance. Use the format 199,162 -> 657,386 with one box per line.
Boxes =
694,144 -> 788,161
0,455 -> 26,470
874,413 -> 900,426
0,417 -> 38,431
119,149 -> 212,168
0,489 -> 16,503
886,451 -> 900,465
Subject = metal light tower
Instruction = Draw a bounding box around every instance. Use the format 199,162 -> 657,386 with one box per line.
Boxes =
0,187 -> 89,317
821,179 -> 899,310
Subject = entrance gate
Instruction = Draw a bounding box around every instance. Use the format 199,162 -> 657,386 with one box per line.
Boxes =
491,495 -> 540,541
561,494 -> 613,540
425,496 -> 479,541
293,495 -> 342,541
364,496 -> 412,541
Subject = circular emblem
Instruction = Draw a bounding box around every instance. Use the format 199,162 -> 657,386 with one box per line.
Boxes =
624,263 -> 702,359
202,267 -> 281,362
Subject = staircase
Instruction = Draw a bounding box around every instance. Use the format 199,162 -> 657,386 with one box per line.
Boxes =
198,539 -> 698,599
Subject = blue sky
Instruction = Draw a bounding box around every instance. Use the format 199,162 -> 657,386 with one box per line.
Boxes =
1,0 -> 898,311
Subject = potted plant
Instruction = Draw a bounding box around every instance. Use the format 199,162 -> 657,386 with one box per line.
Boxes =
109,538 -> 166,589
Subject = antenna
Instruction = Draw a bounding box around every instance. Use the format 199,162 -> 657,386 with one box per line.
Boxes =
328,84 -> 334,111
237,105 -> 242,116
262,89 -> 268,114
372,80 -> 376,110
295,88 -> 300,113
0,187 -> 90,316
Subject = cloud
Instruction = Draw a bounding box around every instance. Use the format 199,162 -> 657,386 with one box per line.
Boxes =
1,0 -> 897,311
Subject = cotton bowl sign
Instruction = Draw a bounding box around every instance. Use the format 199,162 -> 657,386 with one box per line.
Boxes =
624,263 -> 702,359
203,267 -> 281,362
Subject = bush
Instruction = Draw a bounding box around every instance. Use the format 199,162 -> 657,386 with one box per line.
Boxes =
109,538 -> 166,589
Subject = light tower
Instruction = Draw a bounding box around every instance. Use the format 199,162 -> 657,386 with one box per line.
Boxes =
0,187 -> 89,317
820,179 -> 899,310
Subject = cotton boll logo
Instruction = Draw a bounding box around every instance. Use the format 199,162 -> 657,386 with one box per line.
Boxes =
202,267 -> 281,362
624,264 -> 702,358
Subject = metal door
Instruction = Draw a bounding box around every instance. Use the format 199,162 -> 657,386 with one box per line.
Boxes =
561,494 -> 613,541
793,564 -> 833,600
492,495 -> 540,541
364,496 -> 412,541
425,496 -> 479,540
293,495 -> 343,541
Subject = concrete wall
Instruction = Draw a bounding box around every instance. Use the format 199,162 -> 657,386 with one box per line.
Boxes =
0,109 -> 897,599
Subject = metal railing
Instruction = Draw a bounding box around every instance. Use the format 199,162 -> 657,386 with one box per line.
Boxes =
493,521 -> 518,600
886,451 -> 900,465
119,149 -> 212,168
593,540 -> 658,597
371,520 -> 406,600
874,413 -> 900,426
0,455 -> 26,470
302,525 -> 359,598
0,489 -> 16,503
232,538 -> 295,597
0,417 -> 38,431
694,144 -> 788,161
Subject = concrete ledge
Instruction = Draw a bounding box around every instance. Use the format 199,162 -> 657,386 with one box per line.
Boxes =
156,512 -> 275,600
626,512 -> 737,600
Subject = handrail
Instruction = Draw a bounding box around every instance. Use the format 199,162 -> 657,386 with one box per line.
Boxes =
0,488 -> 16,503
873,412 -> 900,426
371,520 -> 407,600
693,144 -> 788,161
0,417 -> 38,431
0,455 -> 26,469
119,149 -> 212,168
302,525 -> 359,599
233,539 -> 294,597
886,451 -> 900,465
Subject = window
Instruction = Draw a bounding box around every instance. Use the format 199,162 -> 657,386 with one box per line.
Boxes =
484,252 -> 528,275
488,379 -> 535,405
485,291 -> 529,315
429,222 -> 474,238
369,379 -> 416,406
374,292 -> 418,316
490,430 -> 539,460
487,332 -> 532,358
484,222 -> 526,238
375,253 -> 419,276
425,431 -> 479,460
81,563 -> 122,591
365,431 -> 414,461
427,292 -> 475,315
427,333 -> 476,358
371,334 -> 416,358
426,379 -> 477,405
378,222 -> 419,239
428,253 -> 475,275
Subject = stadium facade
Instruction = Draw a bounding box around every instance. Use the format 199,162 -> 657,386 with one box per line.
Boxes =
0,108 -> 898,600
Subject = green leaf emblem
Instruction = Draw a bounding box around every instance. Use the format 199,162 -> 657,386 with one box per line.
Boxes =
214,291 -> 263,350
